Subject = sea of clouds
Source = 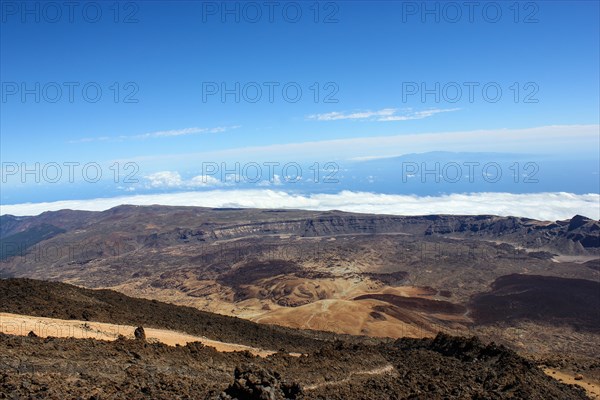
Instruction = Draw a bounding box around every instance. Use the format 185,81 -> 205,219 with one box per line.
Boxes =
1,190 -> 598,221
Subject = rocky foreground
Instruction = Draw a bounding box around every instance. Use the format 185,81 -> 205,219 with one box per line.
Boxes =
0,331 -> 589,399
0,279 -> 591,399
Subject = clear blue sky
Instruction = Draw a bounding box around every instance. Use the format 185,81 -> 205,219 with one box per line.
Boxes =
0,1 -> 599,207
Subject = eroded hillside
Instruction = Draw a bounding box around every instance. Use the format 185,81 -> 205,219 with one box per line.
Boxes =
1,206 -> 598,365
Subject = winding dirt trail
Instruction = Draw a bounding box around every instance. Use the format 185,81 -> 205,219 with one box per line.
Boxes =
0,312 -> 283,357
543,368 -> 600,399
304,364 -> 395,391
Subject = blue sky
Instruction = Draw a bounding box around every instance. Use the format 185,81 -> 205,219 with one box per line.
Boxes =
0,1 -> 599,218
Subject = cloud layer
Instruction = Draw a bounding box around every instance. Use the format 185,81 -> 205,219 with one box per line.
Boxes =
2,190 -> 598,221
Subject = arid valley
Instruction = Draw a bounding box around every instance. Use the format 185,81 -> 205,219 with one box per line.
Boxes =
1,206 -> 598,398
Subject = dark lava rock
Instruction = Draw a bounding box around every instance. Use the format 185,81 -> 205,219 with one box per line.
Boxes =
469,274 -> 600,333
134,326 -> 146,341
0,279 -> 591,399
220,364 -> 303,400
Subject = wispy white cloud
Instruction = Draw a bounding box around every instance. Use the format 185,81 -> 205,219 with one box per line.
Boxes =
73,136 -> 112,143
257,174 -> 282,187
378,108 -> 461,121
69,125 -> 240,144
145,171 -> 184,188
189,175 -> 223,187
2,191 -> 598,221
145,171 -> 223,188
348,154 -> 403,161
307,108 -> 460,122
145,171 -> 285,189
308,108 -> 397,121
132,126 -> 239,139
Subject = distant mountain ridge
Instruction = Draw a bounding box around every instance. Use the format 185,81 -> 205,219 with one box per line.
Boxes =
2,206 -> 598,254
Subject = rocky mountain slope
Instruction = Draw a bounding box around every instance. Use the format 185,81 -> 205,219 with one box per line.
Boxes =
0,278 -> 591,399
1,206 -> 598,373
